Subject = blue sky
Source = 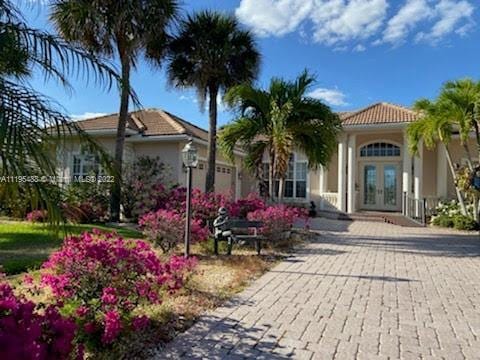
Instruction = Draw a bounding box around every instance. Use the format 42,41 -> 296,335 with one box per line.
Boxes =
22,0 -> 480,129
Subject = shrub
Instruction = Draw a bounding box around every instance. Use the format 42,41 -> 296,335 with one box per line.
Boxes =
431,214 -> 454,228
62,182 -> 110,223
247,205 -> 307,241
26,209 -> 48,223
0,276 -> 80,360
40,230 -> 197,350
122,157 -> 172,221
453,215 -> 478,231
139,209 -> 209,253
228,193 -> 266,219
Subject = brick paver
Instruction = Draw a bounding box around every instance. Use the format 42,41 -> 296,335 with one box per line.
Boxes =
157,219 -> 480,359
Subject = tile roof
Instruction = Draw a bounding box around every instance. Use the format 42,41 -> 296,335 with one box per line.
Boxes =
76,109 -> 208,141
341,102 -> 417,126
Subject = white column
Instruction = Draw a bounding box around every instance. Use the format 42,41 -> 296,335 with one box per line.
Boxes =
414,141 -> 423,217
436,143 -> 448,198
337,136 -> 347,212
319,166 -> 328,193
347,134 -> 356,213
403,132 -> 412,215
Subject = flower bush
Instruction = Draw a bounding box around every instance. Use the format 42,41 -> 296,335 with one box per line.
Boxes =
247,205 -> 307,241
431,200 -> 478,230
0,276 -> 80,360
40,230 -> 197,349
139,209 -> 209,253
26,209 -> 48,223
62,182 -> 110,223
227,193 -> 266,218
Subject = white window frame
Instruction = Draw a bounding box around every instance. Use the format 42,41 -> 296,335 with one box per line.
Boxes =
71,149 -> 104,181
262,152 -> 309,202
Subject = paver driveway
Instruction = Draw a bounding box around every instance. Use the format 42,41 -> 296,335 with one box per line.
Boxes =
160,219 -> 480,359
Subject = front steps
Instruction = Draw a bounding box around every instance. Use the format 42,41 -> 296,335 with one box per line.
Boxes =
317,210 -> 424,227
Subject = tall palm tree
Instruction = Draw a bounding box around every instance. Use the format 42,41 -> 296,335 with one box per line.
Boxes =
407,98 -> 468,215
219,70 -> 341,202
1,0 -> 118,223
167,11 -> 260,194
51,0 -> 179,221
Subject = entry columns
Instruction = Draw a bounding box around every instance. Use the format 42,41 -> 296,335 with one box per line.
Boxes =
402,131 -> 412,215
337,136 -> 347,212
347,134 -> 356,213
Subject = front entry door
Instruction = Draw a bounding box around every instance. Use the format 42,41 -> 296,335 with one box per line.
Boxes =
361,163 -> 401,211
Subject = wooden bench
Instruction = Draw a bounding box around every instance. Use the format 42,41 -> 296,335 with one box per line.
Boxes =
214,219 -> 265,255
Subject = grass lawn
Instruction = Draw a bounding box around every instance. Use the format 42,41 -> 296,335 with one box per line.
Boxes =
0,220 -> 143,275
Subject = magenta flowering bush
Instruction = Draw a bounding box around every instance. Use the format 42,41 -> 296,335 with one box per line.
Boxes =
227,193 -> 266,218
139,209 -> 209,253
247,205 -> 307,241
26,209 -> 48,223
0,276 -> 80,360
39,230 -> 197,349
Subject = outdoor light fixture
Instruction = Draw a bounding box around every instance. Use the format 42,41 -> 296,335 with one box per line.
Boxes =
181,140 -> 198,258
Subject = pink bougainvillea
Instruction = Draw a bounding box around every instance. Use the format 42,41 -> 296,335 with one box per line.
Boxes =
0,276 -> 80,360
26,209 -> 48,223
247,205 -> 308,241
139,209 -> 209,253
40,230 -> 197,347
227,193 -> 266,218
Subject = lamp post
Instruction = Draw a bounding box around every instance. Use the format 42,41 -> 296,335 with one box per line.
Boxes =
181,140 -> 198,258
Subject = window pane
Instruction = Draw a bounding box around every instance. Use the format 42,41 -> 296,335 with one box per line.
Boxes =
296,181 -> 306,198
296,162 -> 307,181
284,180 -> 294,198
360,143 -> 400,157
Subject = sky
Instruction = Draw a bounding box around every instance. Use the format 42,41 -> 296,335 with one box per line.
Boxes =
21,0 -> 480,129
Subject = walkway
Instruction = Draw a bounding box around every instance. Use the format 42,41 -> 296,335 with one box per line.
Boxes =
159,219 -> 480,359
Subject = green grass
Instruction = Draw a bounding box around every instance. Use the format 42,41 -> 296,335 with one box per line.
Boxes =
0,221 -> 143,275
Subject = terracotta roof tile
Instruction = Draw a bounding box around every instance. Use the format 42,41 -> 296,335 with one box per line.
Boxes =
75,109 -> 208,141
341,102 -> 417,126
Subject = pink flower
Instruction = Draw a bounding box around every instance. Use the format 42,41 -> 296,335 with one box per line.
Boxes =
101,287 -> 118,305
75,306 -> 89,317
102,310 -> 122,344
132,315 -> 149,330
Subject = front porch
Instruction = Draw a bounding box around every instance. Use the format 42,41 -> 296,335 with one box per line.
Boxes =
317,128 -> 447,224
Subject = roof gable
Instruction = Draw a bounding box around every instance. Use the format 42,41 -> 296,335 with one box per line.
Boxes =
341,102 -> 417,126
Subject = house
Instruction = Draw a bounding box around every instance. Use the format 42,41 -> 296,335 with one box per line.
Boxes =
59,103 -> 470,216
314,102 -> 474,215
57,109 -> 255,199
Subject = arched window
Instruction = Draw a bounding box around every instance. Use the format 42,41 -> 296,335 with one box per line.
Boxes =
360,142 -> 400,157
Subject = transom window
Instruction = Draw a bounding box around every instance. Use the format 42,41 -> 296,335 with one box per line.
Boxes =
360,142 -> 400,157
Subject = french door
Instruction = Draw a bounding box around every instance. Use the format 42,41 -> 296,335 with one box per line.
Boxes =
361,162 -> 401,211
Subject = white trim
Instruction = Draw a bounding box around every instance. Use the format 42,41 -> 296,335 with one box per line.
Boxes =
357,139 -> 403,159
337,137 -> 347,212
347,134 -> 356,213
343,123 -> 409,131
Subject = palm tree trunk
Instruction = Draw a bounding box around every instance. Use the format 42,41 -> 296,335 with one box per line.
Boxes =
205,84 -> 218,194
268,152 -> 275,201
278,177 -> 285,203
462,143 -> 474,171
110,47 -> 130,222
445,144 -> 468,216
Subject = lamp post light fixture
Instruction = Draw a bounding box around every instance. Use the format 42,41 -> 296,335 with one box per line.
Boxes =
181,140 -> 198,258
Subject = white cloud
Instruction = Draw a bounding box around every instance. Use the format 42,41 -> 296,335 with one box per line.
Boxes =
71,112 -> 107,121
311,0 -> 388,45
415,0 -> 475,44
353,44 -> 366,52
235,0 -> 476,50
307,87 -> 348,106
381,0 -> 433,45
236,0 -> 313,37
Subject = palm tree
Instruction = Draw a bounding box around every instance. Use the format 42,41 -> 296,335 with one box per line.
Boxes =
167,11 -> 260,194
408,98 -> 469,216
219,70 -> 341,202
440,79 -> 480,168
1,0 -> 118,223
51,0 -> 179,221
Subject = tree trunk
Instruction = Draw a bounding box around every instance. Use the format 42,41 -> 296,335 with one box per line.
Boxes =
110,47 -> 130,222
205,84 -> 218,194
268,151 -> 275,201
278,177 -> 285,203
462,143 -> 474,171
445,144 -> 468,216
